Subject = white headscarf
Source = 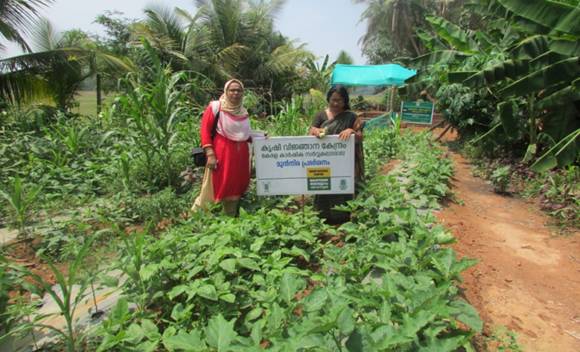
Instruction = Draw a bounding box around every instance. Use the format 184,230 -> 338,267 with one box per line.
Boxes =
219,79 -> 248,116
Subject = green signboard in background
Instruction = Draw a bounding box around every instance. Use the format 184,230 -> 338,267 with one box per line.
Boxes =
401,101 -> 434,125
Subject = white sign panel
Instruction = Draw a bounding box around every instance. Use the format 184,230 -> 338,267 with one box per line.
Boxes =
253,135 -> 355,196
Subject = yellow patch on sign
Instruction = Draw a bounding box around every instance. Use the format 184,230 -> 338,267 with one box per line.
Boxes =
307,167 -> 331,178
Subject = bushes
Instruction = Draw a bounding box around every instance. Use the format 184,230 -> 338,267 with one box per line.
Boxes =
120,188 -> 192,224
435,84 -> 496,138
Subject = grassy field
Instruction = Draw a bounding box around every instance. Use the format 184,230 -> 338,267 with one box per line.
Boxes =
72,90 -> 115,116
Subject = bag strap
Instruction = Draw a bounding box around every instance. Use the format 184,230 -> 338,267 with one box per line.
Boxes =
210,101 -> 220,140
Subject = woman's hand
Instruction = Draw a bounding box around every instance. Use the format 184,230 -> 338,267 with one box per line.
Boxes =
205,148 -> 217,170
206,154 -> 217,170
338,128 -> 354,141
309,127 -> 326,138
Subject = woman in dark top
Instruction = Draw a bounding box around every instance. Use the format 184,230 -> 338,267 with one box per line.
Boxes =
309,85 -> 364,224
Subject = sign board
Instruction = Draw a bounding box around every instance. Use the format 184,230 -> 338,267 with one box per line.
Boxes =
253,135 -> 355,196
401,101 -> 434,125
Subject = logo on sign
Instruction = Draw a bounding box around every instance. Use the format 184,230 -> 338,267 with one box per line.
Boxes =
306,167 -> 331,191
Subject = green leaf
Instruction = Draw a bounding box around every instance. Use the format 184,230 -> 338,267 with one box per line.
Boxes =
245,307 -> 263,322
497,0 -> 580,36
206,314 -> 238,352
417,335 -> 469,352
186,265 -> 204,280
522,144 -> 537,163
198,284 -> 218,301
497,100 -> 518,136
219,293 -> 236,303
139,264 -> 159,281
337,307 -> 356,335
125,323 -> 145,344
499,57 -> 580,97
136,340 -> 158,352
110,297 -> 129,322
550,39 -> 580,57
267,303 -> 285,332
370,324 -> 415,348
433,230 -> 455,245
170,303 -> 192,322
99,274 -> 119,287
302,288 -> 328,312
448,71 -> 477,83
250,319 -> 265,345
346,329 -> 364,352
250,237 -> 265,252
219,258 -> 237,274
279,272 -> 303,305
450,299 -> 483,332
168,285 -> 188,300
163,330 -> 205,351
426,16 -> 478,53
531,128 -> 580,172
141,319 -> 160,339
237,258 -> 260,271
411,50 -> 471,68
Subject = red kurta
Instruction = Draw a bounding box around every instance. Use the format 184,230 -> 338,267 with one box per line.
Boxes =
200,103 -> 250,201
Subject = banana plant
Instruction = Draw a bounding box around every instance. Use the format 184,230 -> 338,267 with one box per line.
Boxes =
451,0 -> 580,169
402,0 -> 579,170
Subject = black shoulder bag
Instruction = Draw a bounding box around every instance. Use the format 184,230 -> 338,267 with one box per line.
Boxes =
191,107 -> 220,167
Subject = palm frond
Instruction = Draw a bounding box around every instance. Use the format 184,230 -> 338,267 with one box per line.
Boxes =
0,68 -> 50,105
0,0 -> 54,52
30,17 -> 59,52
142,5 -> 186,50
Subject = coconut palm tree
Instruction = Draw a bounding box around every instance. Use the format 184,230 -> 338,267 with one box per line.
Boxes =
0,18 -> 133,111
355,0 -> 431,59
135,0 -> 312,101
355,0 -> 468,62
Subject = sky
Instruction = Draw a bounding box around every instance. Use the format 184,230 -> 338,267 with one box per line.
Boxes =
2,0 -> 368,64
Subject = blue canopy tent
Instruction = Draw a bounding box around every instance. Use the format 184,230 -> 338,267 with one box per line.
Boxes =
330,64 -> 417,130
331,64 -> 416,87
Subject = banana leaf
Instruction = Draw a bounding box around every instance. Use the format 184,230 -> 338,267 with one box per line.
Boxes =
539,104 -> 580,169
409,50 -> 471,68
448,71 -> 477,83
462,60 -> 529,87
510,35 -> 550,60
499,57 -> 580,97
531,128 -> 580,172
498,0 -> 580,36
537,78 -> 580,109
550,38 -> 580,57
426,16 -> 478,54
498,100 -> 519,136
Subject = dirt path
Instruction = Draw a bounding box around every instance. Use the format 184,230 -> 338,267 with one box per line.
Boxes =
435,151 -> 580,351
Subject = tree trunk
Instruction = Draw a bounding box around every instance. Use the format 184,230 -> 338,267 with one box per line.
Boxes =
96,73 -> 102,115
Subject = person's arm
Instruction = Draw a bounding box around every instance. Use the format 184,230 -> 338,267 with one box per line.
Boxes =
200,103 -> 218,169
338,115 -> 363,141
309,112 -> 325,137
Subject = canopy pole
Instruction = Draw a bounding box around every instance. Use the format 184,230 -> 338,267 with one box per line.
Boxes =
388,86 -> 396,112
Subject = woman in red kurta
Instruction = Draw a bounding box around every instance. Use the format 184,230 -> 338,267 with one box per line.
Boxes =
192,79 -> 251,216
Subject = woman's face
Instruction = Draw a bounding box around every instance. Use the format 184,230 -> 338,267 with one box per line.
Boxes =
328,92 -> 346,112
226,82 -> 243,104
